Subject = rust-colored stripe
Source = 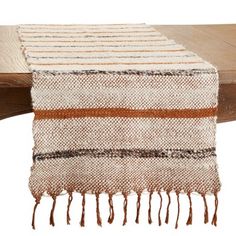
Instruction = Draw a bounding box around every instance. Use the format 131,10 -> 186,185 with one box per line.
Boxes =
34,107 -> 217,120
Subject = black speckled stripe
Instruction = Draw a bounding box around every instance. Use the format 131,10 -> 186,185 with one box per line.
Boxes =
33,147 -> 216,162
32,69 -> 217,76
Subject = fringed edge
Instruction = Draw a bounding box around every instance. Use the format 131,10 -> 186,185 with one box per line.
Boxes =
31,197 -> 41,230
186,192 -> 193,225
66,192 -> 73,225
31,189 -> 219,229
80,191 -> 86,227
122,192 -> 128,226
107,193 -> 115,224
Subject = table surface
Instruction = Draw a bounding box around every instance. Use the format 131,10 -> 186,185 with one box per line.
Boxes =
0,25 -> 236,87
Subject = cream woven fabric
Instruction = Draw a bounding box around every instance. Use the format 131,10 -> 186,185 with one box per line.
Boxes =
18,24 -> 221,229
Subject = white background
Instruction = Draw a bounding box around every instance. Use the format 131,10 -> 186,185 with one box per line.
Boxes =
0,0 -> 236,235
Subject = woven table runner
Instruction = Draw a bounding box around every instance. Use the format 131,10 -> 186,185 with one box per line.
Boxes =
18,23 -> 221,229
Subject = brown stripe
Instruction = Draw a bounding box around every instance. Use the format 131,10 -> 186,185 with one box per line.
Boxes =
34,107 -> 217,120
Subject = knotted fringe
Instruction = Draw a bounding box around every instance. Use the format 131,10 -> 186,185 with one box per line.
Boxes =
158,191 -> 162,226
186,192 -> 193,225
31,190 -> 219,229
211,192 -> 218,226
108,193 -> 115,224
175,192 -> 180,229
165,191 -> 171,224
135,192 -> 141,224
202,193 -> 209,224
80,192 -> 86,227
66,192 -> 73,225
148,191 -> 153,224
31,197 -> 41,230
122,192 -> 128,226
49,196 -> 57,226
95,193 -> 102,226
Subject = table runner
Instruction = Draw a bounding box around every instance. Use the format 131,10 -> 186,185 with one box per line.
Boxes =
18,23 -> 221,229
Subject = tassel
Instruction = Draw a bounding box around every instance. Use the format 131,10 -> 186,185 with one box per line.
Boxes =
158,191 -> 162,226
201,193 -> 209,224
49,196 -> 57,226
135,192 -> 141,224
95,193 -> 102,226
211,192 -> 218,226
122,192 -> 128,226
175,192 -> 180,229
148,191 -> 153,224
186,192 -> 192,225
31,197 -> 41,230
165,191 -> 171,224
80,192 -> 86,227
66,192 -> 73,225
107,193 -> 115,224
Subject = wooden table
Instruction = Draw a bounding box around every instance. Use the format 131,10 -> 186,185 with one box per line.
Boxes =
0,25 -> 236,122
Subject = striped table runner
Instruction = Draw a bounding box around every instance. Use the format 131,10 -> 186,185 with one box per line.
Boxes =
18,23 -> 221,229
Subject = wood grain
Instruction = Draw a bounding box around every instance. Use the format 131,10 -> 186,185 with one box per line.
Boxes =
0,25 -> 236,122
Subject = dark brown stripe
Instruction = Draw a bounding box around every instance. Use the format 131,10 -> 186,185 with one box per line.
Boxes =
33,147 -> 216,162
34,107 -> 217,120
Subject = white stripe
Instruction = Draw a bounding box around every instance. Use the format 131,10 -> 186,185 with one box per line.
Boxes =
33,117 -> 216,153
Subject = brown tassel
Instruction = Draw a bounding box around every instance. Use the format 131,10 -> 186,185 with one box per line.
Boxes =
66,192 -> 73,225
49,196 -> 57,226
202,193 -> 209,224
148,191 -> 153,224
122,192 -> 128,226
211,192 -> 218,226
95,193 -> 102,226
135,192 -> 141,224
175,192 -> 180,229
186,192 -> 192,225
165,191 -> 171,224
158,191 -> 162,226
31,197 -> 41,230
80,192 -> 86,227
107,193 -> 115,224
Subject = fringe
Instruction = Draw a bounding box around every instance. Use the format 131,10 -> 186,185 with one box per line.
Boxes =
122,192 -> 128,226
211,192 -> 218,226
31,197 -> 41,230
158,191 -> 162,226
175,192 -> 180,229
186,192 -> 193,225
49,195 -> 57,226
202,193 -> 209,224
148,191 -> 153,224
31,190 -> 219,229
95,193 -> 102,226
80,192 -> 86,227
107,193 -> 115,224
66,192 -> 73,225
165,190 -> 171,224
135,192 -> 141,224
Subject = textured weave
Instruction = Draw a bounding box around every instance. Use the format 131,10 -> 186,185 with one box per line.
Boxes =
18,23 -> 221,229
